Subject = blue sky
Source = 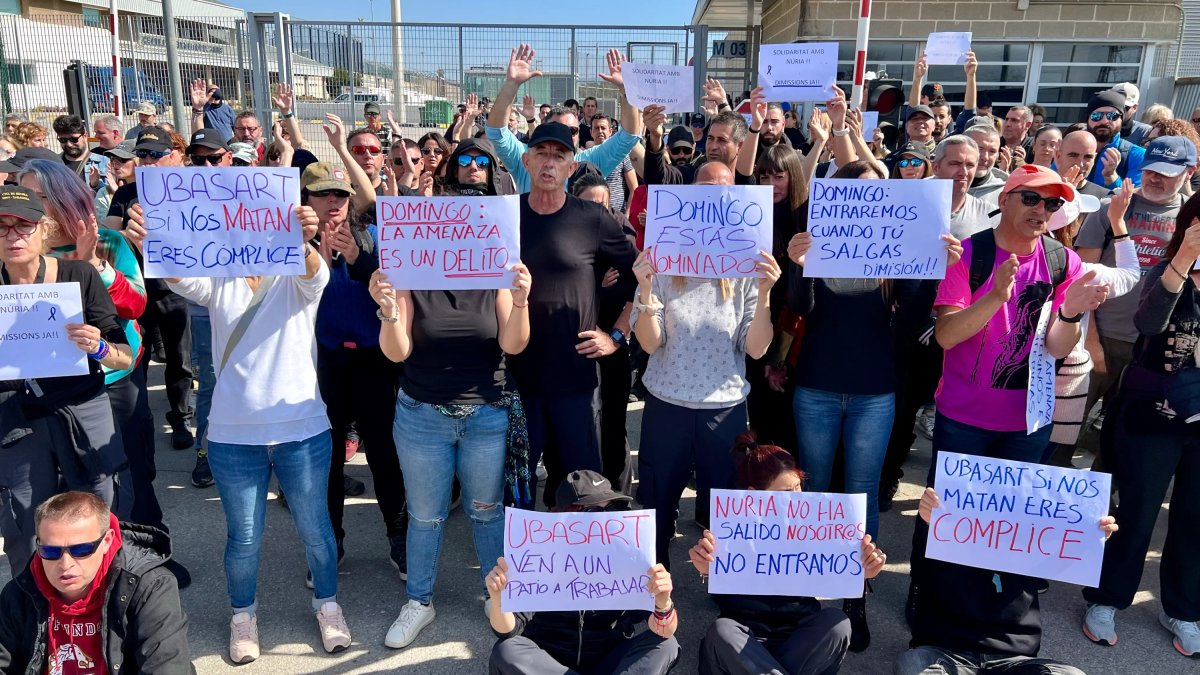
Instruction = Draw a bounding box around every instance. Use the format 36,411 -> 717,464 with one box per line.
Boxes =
224,0 -> 697,25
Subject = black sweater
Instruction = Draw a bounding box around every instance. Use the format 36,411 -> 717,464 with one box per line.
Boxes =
912,558 -> 1042,657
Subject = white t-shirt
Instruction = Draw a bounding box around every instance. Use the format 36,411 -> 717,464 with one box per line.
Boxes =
169,265 -> 330,446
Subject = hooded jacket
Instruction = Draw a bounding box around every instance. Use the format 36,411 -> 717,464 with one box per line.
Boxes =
442,137 -> 514,197
0,517 -> 193,675
494,609 -> 650,670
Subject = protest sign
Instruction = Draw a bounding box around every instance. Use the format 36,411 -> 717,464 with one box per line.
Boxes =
925,32 -> 972,66
502,508 -> 655,612
624,62 -> 695,114
1027,302 -> 1056,434
805,178 -> 952,279
708,489 -> 867,599
759,42 -> 838,102
377,195 -> 520,290
0,282 -> 87,380
861,111 -> 879,141
137,166 -> 304,278
926,451 -> 1112,586
645,185 -> 774,279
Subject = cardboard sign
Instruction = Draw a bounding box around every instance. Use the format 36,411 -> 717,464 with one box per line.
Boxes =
805,178 -> 952,279
137,166 -> 303,278
0,282 -> 88,380
708,489 -> 867,599
926,452 -> 1112,586
646,184 -> 774,279
377,196 -> 520,290
925,32 -> 972,66
624,63 -> 696,114
758,42 -> 839,102
502,508 -> 656,612
1027,302 -> 1056,434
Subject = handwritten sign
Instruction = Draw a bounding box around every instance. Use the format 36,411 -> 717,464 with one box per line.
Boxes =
502,508 -> 656,612
925,32 -> 972,66
646,185 -> 773,279
806,178 -> 952,279
709,489 -> 867,599
137,166 -> 303,278
861,111 -> 879,141
1027,302 -> 1056,434
927,452 -> 1112,586
624,63 -> 695,114
759,42 -> 838,102
377,196 -> 520,290
0,282 -> 87,379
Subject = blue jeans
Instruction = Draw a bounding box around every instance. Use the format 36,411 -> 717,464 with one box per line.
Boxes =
208,430 -> 338,612
394,388 -> 506,604
188,302 -> 215,449
793,387 -> 895,540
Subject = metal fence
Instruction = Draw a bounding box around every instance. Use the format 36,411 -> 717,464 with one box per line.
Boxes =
0,13 -> 759,163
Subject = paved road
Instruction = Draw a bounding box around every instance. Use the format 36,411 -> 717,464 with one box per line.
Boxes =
0,364 -> 1189,674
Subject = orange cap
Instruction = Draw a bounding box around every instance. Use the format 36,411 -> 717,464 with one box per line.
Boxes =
1002,164 -> 1076,202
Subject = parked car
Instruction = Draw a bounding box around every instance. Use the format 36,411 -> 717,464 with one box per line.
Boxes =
83,65 -> 166,113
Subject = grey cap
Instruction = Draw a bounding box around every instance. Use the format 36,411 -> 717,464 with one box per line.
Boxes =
104,140 -> 136,160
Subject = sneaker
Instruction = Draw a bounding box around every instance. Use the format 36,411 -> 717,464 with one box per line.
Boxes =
229,612 -> 260,664
535,461 -> 547,481
916,408 -> 936,440
388,534 -> 408,581
449,480 -> 462,512
843,596 -> 870,652
307,541 -> 345,589
384,599 -> 436,649
878,477 -> 900,513
1159,612 -> 1200,657
905,581 -> 920,628
343,475 -> 365,498
1035,578 -> 1050,594
345,434 -> 360,462
276,483 -> 288,510
191,451 -> 214,488
1083,603 -> 1118,645
316,601 -> 352,653
170,423 -> 194,450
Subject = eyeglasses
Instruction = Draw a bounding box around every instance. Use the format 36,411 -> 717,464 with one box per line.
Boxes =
190,152 -> 226,166
350,145 -> 382,156
233,126 -> 261,133
37,533 -> 107,561
898,158 -> 926,168
1011,190 -> 1065,213
1089,111 -> 1122,122
310,189 -> 350,199
109,156 -> 132,165
134,149 -> 171,159
57,135 -> 84,144
0,221 -> 38,237
420,147 -> 444,156
456,154 -> 491,168
364,112 -> 380,118
670,147 -> 693,156
232,159 -> 251,167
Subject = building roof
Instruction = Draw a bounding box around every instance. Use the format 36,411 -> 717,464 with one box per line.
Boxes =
692,0 -> 761,27
62,0 -> 245,20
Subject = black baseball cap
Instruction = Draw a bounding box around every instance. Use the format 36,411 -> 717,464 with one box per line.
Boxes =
134,127 -> 171,153
667,126 -> 695,149
0,185 -> 45,223
527,121 -> 575,153
689,112 -> 707,128
0,147 -> 61,172
187,128 -> 228,153
555,470 -> 633,508
921,83 -> 943,100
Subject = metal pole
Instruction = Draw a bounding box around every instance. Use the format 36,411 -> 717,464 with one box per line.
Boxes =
128,16 -> 143,107
348,23 -> 356,125
569,28 -> 576,101
693,24 -> 708,111
235,19 -> 245,107
457,25 -> 464,104
391,0 -> 405,124
11,17 -> 31,118
161,0 -> 188,129
850,0 -> 872,108
109,0 -> 123,118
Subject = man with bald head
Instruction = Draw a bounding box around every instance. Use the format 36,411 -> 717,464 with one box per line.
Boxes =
694,161 -> 734,186
1055,130 -> 1110,199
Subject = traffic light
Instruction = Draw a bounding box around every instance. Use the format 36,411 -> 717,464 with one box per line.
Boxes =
867,78 -> 904,147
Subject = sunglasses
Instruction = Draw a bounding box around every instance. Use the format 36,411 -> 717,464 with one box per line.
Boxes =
351,145 -> 382,156
134,149 -> 171,159
232,159 -> 251,167
1089,111 -> 1122,122
670,147 -> 693,156
0,221 -> 38,237
420,147 -> 444,155
456,154 -> 491,168
37,533 -> 107,561
898,158 -> 926,168
191,153 -> 226,166
57,135 -> 85,144
310,189 -> 350,199
1192,118 -> 1200,124
364,112 -> 380,118
393,156 -> 421,166
1012,190 -> 1065,213
234,126 -> 260,133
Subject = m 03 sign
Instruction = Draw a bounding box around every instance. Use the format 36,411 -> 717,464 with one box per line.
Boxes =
712,39 -> 748,58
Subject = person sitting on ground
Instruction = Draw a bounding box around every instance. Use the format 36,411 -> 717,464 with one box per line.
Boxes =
690,432 -> 887,675
485,470 -> 681,675
0,491 -> 192,674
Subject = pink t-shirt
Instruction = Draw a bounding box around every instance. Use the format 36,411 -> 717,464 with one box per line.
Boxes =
934,238 -> 1083,432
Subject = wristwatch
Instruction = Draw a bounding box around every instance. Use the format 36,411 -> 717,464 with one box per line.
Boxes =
610,328 -> 627,346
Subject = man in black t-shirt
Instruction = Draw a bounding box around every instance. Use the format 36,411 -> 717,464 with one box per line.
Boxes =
507,122 -> 638,507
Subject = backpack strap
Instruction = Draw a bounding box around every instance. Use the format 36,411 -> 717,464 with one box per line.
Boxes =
1041,235 -> 1067,290
219,276 -> 276,376
967,228 -> 997,295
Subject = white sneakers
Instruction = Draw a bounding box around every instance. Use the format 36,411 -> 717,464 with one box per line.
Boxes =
385,599 -> 436,649
316,602 -> 353,653
229,612 -> 260,664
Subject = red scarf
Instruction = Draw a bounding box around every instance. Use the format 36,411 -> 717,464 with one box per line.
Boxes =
31,514 -> 122,675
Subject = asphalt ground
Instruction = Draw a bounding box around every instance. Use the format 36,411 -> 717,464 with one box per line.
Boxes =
0,363 -> 1189,674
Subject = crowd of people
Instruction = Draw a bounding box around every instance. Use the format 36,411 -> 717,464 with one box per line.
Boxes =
1,39 -> 1199,674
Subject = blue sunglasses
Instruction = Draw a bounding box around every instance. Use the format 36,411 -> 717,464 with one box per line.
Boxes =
898,158 -> 926,168
1089,111 -> 1121,122
456,154 -> 491,168
37,533 -> 107,561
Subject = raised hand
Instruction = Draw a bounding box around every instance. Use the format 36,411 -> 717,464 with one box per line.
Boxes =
1107,178 -> 1134,233
642,105 -> 667,141
322,113 -> 347,150
826,85 -> 848,130
1061,269 -> 1111,318
1061,165 -> 1083,187
915,53 -> 928,79
808,109 -> 830,146
189,78 -> 208,109
75,217 -> 101,265
272,83 -> 294,115
520,94 -> 536,121
1175,217 -> 1200,265
964,50 -> 977,77
1099,146 -> 1121,181
998,145 -> 1013,173
418,171 -> 434,197
464,92 -> 481,119
990,254 -> 1020,303
506,44 -> 543,84
597,48 -> 627,91
749,86 -> 767,130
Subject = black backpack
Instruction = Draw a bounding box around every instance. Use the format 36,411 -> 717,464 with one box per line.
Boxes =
967,227 -> 1067,295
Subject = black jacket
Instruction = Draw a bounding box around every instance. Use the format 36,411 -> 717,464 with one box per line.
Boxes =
713,593 -> 822,642
0,523 -> 193,674
443,137 -> 514,196
494,609 -> 648,670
